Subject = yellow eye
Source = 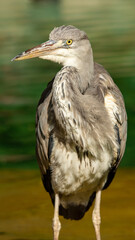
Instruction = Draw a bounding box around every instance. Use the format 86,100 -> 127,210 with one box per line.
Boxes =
66,39 -> 73,45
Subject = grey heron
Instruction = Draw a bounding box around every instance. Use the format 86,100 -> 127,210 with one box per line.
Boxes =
12,25 -> 127,240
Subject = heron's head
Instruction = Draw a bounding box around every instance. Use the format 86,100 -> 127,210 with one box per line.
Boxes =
12,25 -> 93,68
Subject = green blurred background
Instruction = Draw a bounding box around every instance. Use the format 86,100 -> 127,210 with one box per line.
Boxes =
0,0 -> 135,167
0,1 -> 135,240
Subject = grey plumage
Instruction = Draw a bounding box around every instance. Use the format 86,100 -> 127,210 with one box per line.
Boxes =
12,25 -> 127,240
49,25 -> 88,41
36,62 -> 126,194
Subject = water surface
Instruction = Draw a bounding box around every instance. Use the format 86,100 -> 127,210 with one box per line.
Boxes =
0,169 -> 135,240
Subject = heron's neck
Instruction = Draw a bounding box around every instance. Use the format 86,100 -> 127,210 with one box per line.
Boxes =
76,56 -> 94,92
63,49 -> 94,93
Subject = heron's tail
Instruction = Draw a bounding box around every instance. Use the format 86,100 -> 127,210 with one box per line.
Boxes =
59,192 -> 96,220
42,173 -> 96,220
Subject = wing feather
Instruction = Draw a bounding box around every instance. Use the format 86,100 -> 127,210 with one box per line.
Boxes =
36,79 -> 54,177
93,63 -> 127,189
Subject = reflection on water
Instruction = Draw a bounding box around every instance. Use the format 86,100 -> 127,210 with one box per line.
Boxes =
0,169 -> 135,240
0,0 -> 135,165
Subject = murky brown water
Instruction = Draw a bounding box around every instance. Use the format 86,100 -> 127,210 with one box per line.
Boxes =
0,169 -> 135,240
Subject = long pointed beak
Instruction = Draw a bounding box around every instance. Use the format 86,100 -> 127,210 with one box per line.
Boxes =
11,40 -> 57,61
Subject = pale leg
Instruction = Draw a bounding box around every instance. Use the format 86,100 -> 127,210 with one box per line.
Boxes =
52,193 -> 61,240
92,190 -> 101,240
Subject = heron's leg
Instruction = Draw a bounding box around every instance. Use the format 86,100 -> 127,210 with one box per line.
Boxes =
92,190 -> 101,240
52,193 -> 61,240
